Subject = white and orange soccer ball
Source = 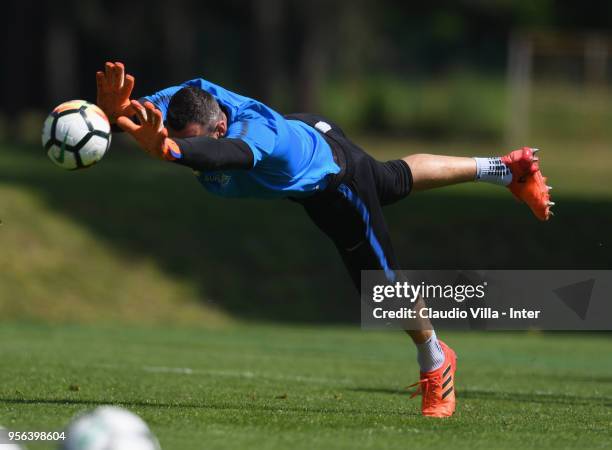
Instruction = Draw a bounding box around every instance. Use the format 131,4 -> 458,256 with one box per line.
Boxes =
42,100 -> 111,170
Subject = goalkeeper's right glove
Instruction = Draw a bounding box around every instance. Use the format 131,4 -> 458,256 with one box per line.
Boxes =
117,100 -> 182,161
96,61 -> 136,124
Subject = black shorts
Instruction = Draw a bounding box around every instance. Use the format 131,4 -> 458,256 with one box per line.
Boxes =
286,113 -> 413,292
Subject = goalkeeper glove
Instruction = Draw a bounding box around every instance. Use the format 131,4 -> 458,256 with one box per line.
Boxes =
96,61 -> 136,124
117,100 -> 181,161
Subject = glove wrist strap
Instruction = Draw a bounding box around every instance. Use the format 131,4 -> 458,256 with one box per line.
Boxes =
162,139 -> 182,161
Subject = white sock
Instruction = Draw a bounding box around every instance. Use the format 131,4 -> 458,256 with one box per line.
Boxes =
416,331 -> 445,373
474,157 -> 512,186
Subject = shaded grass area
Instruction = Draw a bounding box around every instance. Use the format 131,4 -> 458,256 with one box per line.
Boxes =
0,184 -> 231,326
0,324 -> 610,450
1,141 -> 611,323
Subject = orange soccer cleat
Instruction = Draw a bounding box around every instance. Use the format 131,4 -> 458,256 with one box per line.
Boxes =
501,147 -> 554,221
409,340 -> 457,418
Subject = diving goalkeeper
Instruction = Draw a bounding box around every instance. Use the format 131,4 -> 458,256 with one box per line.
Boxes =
96,61 -> 553,418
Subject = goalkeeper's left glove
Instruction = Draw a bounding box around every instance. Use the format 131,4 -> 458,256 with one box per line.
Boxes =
116,100 -> 182,161
96,61 -> 136,124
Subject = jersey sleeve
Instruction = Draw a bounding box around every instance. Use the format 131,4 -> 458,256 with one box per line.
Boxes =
225,105 -> 278,167
171,137 -> 253,171
141,85 -> 183,120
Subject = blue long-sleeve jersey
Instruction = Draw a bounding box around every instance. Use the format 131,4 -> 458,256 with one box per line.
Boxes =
143,79 -> 340,199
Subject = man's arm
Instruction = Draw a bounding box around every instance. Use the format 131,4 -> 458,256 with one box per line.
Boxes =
117,100 -> 253,171
172,137 -> 253,171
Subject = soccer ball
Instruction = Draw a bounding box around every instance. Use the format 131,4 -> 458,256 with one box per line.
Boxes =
42,100 -> 111,170
61,406 -> 161,450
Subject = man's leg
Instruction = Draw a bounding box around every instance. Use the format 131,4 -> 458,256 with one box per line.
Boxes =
395,151 -> 551,341
402,149 -> 553,220
405,304 -> 434,341
402,154 -> 476,191
298,170 -> 456,416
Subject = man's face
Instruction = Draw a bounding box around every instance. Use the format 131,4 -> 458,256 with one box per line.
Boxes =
167,122 -> 207,139
167,113 -> 227,140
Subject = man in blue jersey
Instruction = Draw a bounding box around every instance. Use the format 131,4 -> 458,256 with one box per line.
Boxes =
96,61 -> 554,418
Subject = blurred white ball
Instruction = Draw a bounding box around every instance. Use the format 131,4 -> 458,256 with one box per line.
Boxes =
61,406 -> 160,450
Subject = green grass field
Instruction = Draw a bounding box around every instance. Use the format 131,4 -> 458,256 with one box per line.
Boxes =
1,324 -> 611,450
1,139 -> 611,449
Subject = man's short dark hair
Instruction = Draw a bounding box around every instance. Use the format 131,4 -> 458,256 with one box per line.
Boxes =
166,86 -> 223,132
